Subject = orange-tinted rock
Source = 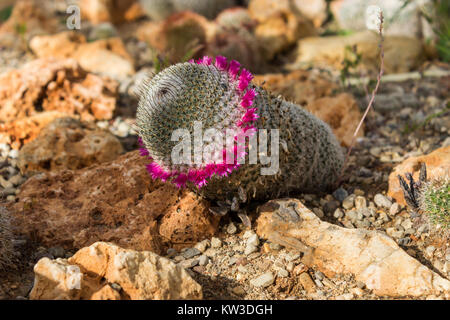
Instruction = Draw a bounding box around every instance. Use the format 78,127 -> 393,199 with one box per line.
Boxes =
388,147 -> 450,206
17,118 -> 124,174
30,32 -> 135,78
9,151 -> 217,254
0,111 -> 69,150
30,242 -> 202,300
80,0 -> 145,24
249,0 -> 317,60
0,58 -> 118,148
305,93 -> 363,147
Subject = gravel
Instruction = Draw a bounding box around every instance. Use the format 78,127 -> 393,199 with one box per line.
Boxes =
250,272 -> 275,288
374,194 -> 393,208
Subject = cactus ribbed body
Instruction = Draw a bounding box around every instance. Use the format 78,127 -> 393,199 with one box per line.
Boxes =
419,176 -> 449,229
136,56 -> 344,201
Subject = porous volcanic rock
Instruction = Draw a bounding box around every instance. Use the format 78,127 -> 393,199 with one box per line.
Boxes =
0,111 -> 69,150
0,58 -> 118,149
9,151 -> 217,254
17,118 -> 124,174
388,146 -> 450,206
256,199 -> 450,297
30,242 -> 202,300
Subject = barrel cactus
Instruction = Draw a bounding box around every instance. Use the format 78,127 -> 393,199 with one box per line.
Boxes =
136,56 -> 344,202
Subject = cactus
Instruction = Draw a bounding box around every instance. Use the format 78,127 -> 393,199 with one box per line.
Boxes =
136,56 -> 344,202
0,206 -> 14,270
419,176 -> 449,229
139,0 -> 236,21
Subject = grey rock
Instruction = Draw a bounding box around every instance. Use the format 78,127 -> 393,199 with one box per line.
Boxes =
250,272 -> 275,288
182,248 -> 201,259
333,188 -> 348,203
374,194 -> 392,208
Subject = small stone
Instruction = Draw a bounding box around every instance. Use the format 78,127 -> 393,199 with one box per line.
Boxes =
425,246 -> 436,257
245,244 -> 258,255
298,272 -> 316,293
346,210 -> 357,222
333,188 -> 348,202
350,287 -> 364,297
178,258 -> 199,269
401,219 -> 413,230
194,241 -> 208,253
243,230 -> 255,239
226,222 -> 237,234
246,234 -> 260,247
398,237 -> 411,246
374,194 -> 392,208
48,246 -> 65,258
277,268 -> 289,278
333,208 -> 344,219
389,202 -> 400,215
173,255 -> 185,262
181,248 -> 201,259
354,189 -> 365,196
198,255 -> 209,266
232,286 -> 246,296
286,262 -> 294,272
354,196 -> 367,209
313,208 -> 324,218
417,224 -> 429,234
342,195 -> 355,209
336,293 -> 354,300
166,248 -> 177,257
211,237 -> 222,248
250,272 -> 275,288
314,270 -> 324,280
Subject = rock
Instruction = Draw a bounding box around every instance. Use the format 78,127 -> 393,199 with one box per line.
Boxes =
342,195 -> 355,210
292,0 -> 327,28
333,188 -> 348,203
256,199 -> 450,297
80,0 -> 144,24
374,194 -> 392,208
333,208 -> 344,219
9,151 -> 217,254
226,222 -> 237,235
0,112 -> 69,150
249,272 -> 275,288
330,0 -> 435,39
244,244 -> 258,255
354,196 -> 367,210
389,203 -> 400,215
388,146 -> 450,206
30,32 -> 135,79
293,31 -> 424,74
246,234 -> 260,247
211,237 -> 222,248
298,272 -> 316,293
305,94 -> 364,147
0,58 -> 118,146
30,242 -> 202,300
181,248 -> 201,259
17,118 -> 123,173
248,0 -> 317,60
198,255 -> 209,266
